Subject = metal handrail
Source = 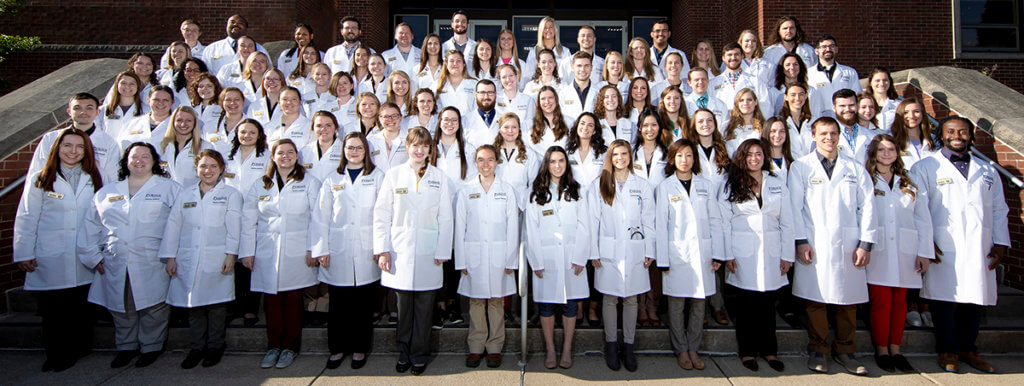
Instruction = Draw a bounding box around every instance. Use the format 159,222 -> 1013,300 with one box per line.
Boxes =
927,110 -> 1024,189
0,176 -> 26,199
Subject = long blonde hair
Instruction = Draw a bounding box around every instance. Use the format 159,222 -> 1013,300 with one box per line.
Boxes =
599,140 -> 634,206
160,106 -> 203,156
533,17 -> 567,59
723,88 -> 765,140
385,70 -> 414,114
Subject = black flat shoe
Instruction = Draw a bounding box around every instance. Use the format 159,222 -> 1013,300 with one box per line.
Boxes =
243,316 -> 259,327
135,351 -> 162,368
180,349 -> 204,369
351,355 -> 367,369
742,358 -> 759,371
202,347 -> 225,367
396,361 -> 411,373
51,358 -> 76,373
326,354 -> 345,369
410,364 -> 427,375
110,350 -> 139,368
876,354 -> 895,372
891,354 -> 914,373
764,357 -> 785,372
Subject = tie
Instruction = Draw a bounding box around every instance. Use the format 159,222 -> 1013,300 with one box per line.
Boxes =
950,153 -> 970,163
697,95 -> 708,109
230,39 -> 237,53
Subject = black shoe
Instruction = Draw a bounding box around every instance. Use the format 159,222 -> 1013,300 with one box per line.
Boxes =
742,358 -> 759,371
764,357 -> 785,372
604,342 -> 621,371
351,355 -> 367,369
396,361 -> 411,373
891,354 -> 914,373
446,309 -> 464,326
621,343 -> 638,372
410,364 -> 427,375
202,347 -> 225,367
51,358 -> 76,373
135,351 -> 161,368
876,354 -> 894,372
41,359 -> 54,372
180,349 -> 204,369
326,354 -> 345,369
432,311 -> 445,330
588,317 -> 601,328
110,350 -> 139,368
243,316 -> 259,327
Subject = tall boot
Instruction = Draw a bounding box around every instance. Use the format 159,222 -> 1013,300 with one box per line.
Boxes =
622,343 -> 638,372
604,341 -> 620,371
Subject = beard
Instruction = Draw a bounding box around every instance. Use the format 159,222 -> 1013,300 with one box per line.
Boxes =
477,99 -> 495,111
836,112 -> 857,127
944,137 -> 971,153
454,26 -> 468,35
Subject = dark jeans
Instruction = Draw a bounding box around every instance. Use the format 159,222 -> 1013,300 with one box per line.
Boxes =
327,282 -> 377,355
728,286 -> 779,357
929,300 -> 982,354
34,284 -> 95,363
395,289 -> 436,365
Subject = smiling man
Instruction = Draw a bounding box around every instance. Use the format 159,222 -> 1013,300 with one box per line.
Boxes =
202,15 -> 269,75
382,23 -> 422,80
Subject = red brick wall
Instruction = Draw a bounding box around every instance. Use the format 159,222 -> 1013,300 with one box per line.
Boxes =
0,138 -> 43,312
332,0 -> 390,52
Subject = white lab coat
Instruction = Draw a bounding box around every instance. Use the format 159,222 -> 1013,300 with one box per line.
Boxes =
302,91 -> 337,118
266,115 -> 313,149
29,127 -> 120,184
329,97 -> 359,129
14,171 -> 100,290
587,174 -> 656,297
299,138 -> 343,181
836,123 -> 877,165
366,128 -> 409,173
372,163 -> 455,291
524,114 -> 572,156
435,140 -> 478,187
525,185 -> 590,303
203,37 -> 269,78
684,92 -> 730,128
866,174 -> 934,288
568,148 -> 606,190
877,98 -> 902,134
454,177 -> 520,298
215,61 -> 247,91
522,78 -> 563,100
158,181 -> 241,307
193,104 -> 222,132
239,174 -> 323,294
601,117 -> 636,144
655,175 -> 723,298
415,64 -> 443,94
462,110 -> 501,148
246,97 -> 283,127
650,80 -> 688,107
807,63 -> 862,117
495,146 -> 540,210
557,52 -> 605,87
313,167 -> 385,287
357,75 -> 388,98
223,149 -> 270,199
650,45 -> 690,80
789,152 -> 875,305
496,91 -> 536,125
524,45 -> 572,83
77,176 -> 181,312
203,116 -> 242,156
323,42 -> 374,74
724,125 -> 762,156
633,145 -> 669,189
102,105 -> 145,140
786,115 -> 815,158
117,114 -> 169,150
720,171 -> 796,292
558,81 -> 599,119
913,152 -> 1010,306
709,72 -> 775,119
401,114 -> 438,136
435,78 -> 478,116
694,144 -> 727,191
899,140 -> 937,169
762,43 -> 817,81
383,45 -> 422,80
158,139 -> 215,187
442,37 -> 476,69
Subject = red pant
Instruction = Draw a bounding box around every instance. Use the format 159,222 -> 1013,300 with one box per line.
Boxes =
868,284 -> 908,347
265,289 -> 303,352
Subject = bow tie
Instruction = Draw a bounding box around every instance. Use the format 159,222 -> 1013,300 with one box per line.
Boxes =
950,153 -> 970,163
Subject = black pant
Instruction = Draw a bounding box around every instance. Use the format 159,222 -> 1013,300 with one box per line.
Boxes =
34,284 -> 95,363
395,289 -> 435,365
440,258 -> 461,314
231,262 -> 261,317
327,282 -> 377,355
930,300 -> 982,354
728,285 -> 778,358
188,302 -> 227,350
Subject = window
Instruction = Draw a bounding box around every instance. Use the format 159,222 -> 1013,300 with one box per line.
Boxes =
955,0 -> 1024,57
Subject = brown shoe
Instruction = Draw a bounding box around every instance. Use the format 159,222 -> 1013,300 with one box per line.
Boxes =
677,353 -> 693,370
689,352 -> 705,370
960,352 -> 995,373
713,309 -> 729,325
558,354 -> 573,369
937,352 -> 959,373
486,353 -> 502,368
466,353 -> 483,368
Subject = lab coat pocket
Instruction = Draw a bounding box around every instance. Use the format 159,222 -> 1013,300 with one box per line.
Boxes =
731,231 -> 757,260
764,231 -> 783,260
897,228 -> 918,256
628,239 -> 646,267
699,237 -> 713,262
35,235 -> 64,258
598,236 -> 616,261
200,249 -> 224,273
416,228 -> 440,257
135,201 -> 165,223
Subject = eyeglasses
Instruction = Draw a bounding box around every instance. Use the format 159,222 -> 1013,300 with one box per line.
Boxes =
380,114 -> 402,120
477,91 -> 496,96
441,118 -> 460,124
345,146 -> 365,151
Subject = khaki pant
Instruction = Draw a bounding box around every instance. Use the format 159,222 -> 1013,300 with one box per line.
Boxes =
467,297 -> 505,354
805,300 -> 857,355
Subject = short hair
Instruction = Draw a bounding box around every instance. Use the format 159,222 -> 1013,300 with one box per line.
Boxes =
572,50 -> 593,64
341,16 -> 360,28
452,10 -> 467,20
652,19 -> 670,30
579,25 -> 596,34
811,116 -> 839,135
181,19 -> 201,29
831,88 -> 857,104
687,66 -> 709,81
228,14 -> 248,28
722,42 -> 742,54
69,92 -> 100,106
476,79 -> 496,91
817,34 -> 838,47
940,116 -> 975,132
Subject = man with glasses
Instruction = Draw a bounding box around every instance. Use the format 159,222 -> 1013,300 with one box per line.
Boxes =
324,16 -> 375,74
203,15 -> 269,75
807,35 -> 861,119
160,20 -> 205,73
463,80 -> 501,148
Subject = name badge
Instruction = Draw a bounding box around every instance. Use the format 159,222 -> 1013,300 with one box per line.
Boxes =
437,90 -> 447,94
330,107 -> 340,112
108,195 -> 124,202
569,160 -> 578,165
128,129 -> 143,135
109,115 -> 120,120
258,195 -> 271,201
838,145 -> 846,151
46,191 -> 64,200
810,177 -> 824,185
669,194 -> 682,202
937,177 -> 952,186
230,73 -> 240,78
285,59 -> 292,63
874,189 -> 885,196
370,150 -> 380,156
714,84 -> 723,90
223,172 -> 236,178
183,202 -> 197,208
303,163 -> 313,169
332,184 -> 345,191
469,193 -> 481,199
159,161 -> 168,168
254,111 -> 265,117
497,102 -> 507,107
900,150 -> 910,156
565,99 -> 575,105
333,60 -> 341,64
387,57 -> 396,62
395,188 -> 408,194
209,135 -> 221,142
632,164 -> 642,170
542,209 -> 554,216
213,54 -> 222,59
815,82 -> 826,88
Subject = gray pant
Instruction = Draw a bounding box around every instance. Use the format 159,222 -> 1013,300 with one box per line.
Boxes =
707,268 -> 726,311
188,302 -> 228,350
603,294 -> 638,344
395,289 -> 436,365
111,273 -> 169,353
667,296 -> 706,353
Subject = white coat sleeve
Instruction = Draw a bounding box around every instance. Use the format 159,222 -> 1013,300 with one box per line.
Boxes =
311,180 -> 332,258
77,197 -> 105,269
706,186 -> 726,262
788,162 -> 809,242
453,190 -> 468,271
224,189 -> 243,256
654,184 -> 669,268
717,186 -> 736,261
12,178 -> 42,262
990,171 -> 1011,247
641,181 -> 656,258
856,167 -> 876,244
157,193 -> 185,259
239,183 -> 260,258
305,177 -> 324,252
373,175 -> 395,255
524,203 -> 543,271
779,184 -> 796,263
435,178 -> 455,261
504,189 -> 520,270
572,196 -> 591,267
586,184 -> 601,261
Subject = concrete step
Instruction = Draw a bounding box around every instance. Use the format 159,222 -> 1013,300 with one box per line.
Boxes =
2,311 -> 1023,355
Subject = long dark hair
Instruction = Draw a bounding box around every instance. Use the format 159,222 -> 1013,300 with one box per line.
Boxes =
172,57 -> 208,92
663,138 -> 702,177
471,38 -> 497,78
530,146 -> 580,205
761,116 -> 794,168
337,132 -> 376,176
261,139 -> 305,189
890,98 -> 936,152
724,138 -> 774,203
633,108 -> 670,161
778,82 -> 812,128
865,134 -> 918,200
566,112 -> 608,159
773,52 -> 807,90
867,67 -> 899,102
228,119 -> 268,160
687,108 -> 731,174
623,76 -> 651,118
434,106 -> 470,180
126,52 -> 159,86
117,142 -> 170,181
768,15 -> 806,46
105,71 -> 144,118
530,86 -> 569,145
35,129 -> 104,192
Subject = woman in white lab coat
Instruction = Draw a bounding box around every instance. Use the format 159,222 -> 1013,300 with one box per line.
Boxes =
77,142 -> 180,368
495,64 -> 534,124
367,102 -> 408,173
624,37 -> 664,83
454,145 -> 519,367
723,88 -> 766,156
778,82 -> 815,158
864,134 -> 933,373
434,50 -> 478,115
631,110 -> 670,189
525,86 -> 572,156
687,108 -> 731,190
524,17 -> 571,82
718,138 -> 794,372
117,86 -> 175,150
222,119 -> 269,326
868,68 -> 902,133
313,132 -> 384,370
654,138 -> 723,371
493,112 -> 539,209
468,39 -> 499,85
299,111 -> 343,181
381,70 -> 414,116
566,112 -> 611,190
353,92 -> 381,136
890,98 -> 938,169
373,127 -> 454,375
159,149 -> 242,369
595,84 -> 635,143
102,71 -> 146,140
15,129 -> 105,372
623,77 -> 653,127
189,73 -> 223,129
434,106 -> 478,186
302,64 -> 336,117
656,85 -> 689,141
246,68 -> 284,127
206,87 -> 246,155
414,34 -> 444,93
157,106 -> 214,187
327,72 -> 358,129
523,49 -> 563,98
357,54 -> 388,97
266,86 -> 312,148
402,89 -> 438,135
235,52 -> 270,103
525,145 -> 588,370
239,138 -> 323,369
587,139 -> 655,372
762,117 -> 795,182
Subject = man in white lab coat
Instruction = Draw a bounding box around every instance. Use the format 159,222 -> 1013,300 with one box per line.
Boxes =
382,23 -> 422,80
649,19 -> 690,81
709,43 -> 774,119
831,89 -> 876,164
912,116 -> 1010,373
29,93 -> 120,183
558,51 -> 599,120
789,116 -> 875,376
558,25 -> 605,85
807,35 -> 861,118
202,15 -> 269,76
442,11 -> 476,69
463,80 -> 501,148
684,68 -> 729,127
323,16 -> 374,75
762,16 -> 817,77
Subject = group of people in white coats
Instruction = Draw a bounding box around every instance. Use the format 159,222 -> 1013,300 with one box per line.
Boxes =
11,9 -> 1012,379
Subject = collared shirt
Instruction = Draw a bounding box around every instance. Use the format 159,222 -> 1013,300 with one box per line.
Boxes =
478,108 -> 495,127
817,151 -> 838,179
817,62 -> 837,82
573,80 -> 591,105
941,147 -> 971,178
696,94 -> 709,109
841,123 -> 860,150
725,69 -> 742,85
653,46 -> 667,65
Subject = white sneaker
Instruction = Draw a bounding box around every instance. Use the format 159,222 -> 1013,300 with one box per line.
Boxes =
260,349 -> 281,369
921,311 -> 934,327
906,311 -> 922,327
275,349 -> 297,368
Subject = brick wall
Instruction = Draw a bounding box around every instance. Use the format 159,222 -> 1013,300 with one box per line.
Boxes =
0,138 -> 43,312
333,0 -> 390,52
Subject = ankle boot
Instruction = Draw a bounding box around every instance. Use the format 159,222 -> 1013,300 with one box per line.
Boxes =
622,343 -> 638,371
604,341 -> 620,371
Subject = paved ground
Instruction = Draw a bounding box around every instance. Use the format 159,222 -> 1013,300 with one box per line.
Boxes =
2,349 -> 1022,385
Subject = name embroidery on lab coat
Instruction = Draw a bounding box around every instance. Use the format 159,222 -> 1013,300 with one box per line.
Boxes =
768,186 -> 783,195
983,174 -> 994,190
303,163 -> 313,169
494,192 -> 508,200
542,209 -> 555,216
144,193 -> 162,201
427,180 -> 441,189
46,192 -> 64,200
212,196 -> 228,204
